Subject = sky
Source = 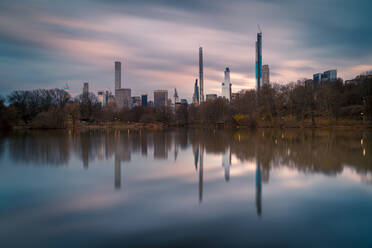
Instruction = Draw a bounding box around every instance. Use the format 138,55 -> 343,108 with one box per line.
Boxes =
0,0 -> 372,100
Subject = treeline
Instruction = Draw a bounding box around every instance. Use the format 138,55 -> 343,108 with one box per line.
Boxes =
1,75 -> 372,129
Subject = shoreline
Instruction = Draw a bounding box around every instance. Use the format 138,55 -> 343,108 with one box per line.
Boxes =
7,120 -> 372,131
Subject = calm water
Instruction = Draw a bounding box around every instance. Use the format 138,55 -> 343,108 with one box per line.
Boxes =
0,129 -> 371,247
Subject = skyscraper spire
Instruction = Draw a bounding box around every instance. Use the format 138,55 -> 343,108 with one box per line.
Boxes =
173,88 -> 179,104
199,47 -> 204,102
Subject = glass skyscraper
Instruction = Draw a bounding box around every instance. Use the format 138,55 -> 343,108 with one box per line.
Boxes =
256,32 -> 262,91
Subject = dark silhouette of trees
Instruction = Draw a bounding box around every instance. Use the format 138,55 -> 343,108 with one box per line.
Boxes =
1,74 -> 372,129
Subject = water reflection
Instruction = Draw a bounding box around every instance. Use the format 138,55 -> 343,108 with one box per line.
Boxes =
1,129 -> 372,210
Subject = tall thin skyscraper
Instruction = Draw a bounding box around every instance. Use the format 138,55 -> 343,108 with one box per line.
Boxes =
221,67 -> 232,101
199,47 -> 204,102
115,61 -> 121,90
256,32 -> 262,91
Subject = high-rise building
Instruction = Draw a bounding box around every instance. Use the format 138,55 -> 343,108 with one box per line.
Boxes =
206,94 -> 217,101
115,61 -> 121,90
313,69 -> 337,87
193,79 -> 199,105
97,90 -> 105,105
83,82 -> 89,95
115,88 -> 131,109
322,70 -> 337,81
199,47 -> 204,102
262,65 -> 270,85
313,73 -> 322,87
174,88 -> 179,104
256,32 -> 262,91
221,67 -> 232,101
141,94 -> 148,107
154,90 -> 168,107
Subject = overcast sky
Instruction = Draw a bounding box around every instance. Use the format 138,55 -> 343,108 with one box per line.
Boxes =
0,0 -> 371,100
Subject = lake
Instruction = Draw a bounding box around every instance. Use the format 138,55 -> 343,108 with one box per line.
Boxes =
0,128 -> 371,247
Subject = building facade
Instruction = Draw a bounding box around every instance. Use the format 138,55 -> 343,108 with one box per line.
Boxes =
154,90 -> 168,107
115,88 -> 131,109
262,65 -> 270,85
115,61 -> 121,90
206,94 -> 217,101
83,82 -> 89,95
322,70 -> 337,81
141,94 -> 148,107
221,67 -> 232,101
313,69 -> 337,87
97,90 -> 105,105
199,47 -> 204,102
256,32 -> 262,91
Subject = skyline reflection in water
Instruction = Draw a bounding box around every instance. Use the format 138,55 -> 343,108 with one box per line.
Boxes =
0,129 -> 371,247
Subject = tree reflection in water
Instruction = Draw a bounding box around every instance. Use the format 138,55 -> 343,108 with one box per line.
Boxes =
1,128 -> 371,215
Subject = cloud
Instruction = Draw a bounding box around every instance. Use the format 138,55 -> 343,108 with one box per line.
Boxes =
0,0 -> 371,100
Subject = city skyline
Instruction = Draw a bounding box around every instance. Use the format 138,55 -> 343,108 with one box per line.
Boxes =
1,0 -> 372,100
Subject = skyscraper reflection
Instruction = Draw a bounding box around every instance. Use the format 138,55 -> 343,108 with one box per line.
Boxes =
199,144 -> 204,203
193,144 -> 199,170
256,160 -> 262,216
222,147 -> 232,182
114,157 -> 121,189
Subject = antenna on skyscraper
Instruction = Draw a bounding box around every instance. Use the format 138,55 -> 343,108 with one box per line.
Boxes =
257,24 -> 262,33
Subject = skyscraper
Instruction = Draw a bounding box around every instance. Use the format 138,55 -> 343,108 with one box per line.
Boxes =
262,65 -> 270,85
256,32 -> 262,91
83,82 -> 89,95
322,70 -> 337,81
221,67 -> 232,101
174,88 -> 179,104
115,61 -> 121,90
199,47 -> 204,102
154,90 -> 168,107
141,94 -> 148,107
115,88 -> 131,109
193,79 -> 199,105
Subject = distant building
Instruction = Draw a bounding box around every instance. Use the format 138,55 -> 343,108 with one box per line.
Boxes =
97,90 -> 105,105
154,90 -> 168,107
199,47 -> 204,102
141,94 -> 148,107
83,82 -> 89,95
115,88 -> 131,109
173,88 -> 179,105
193,79 -> 199,105
313,69 -> 337,87
115,61 -> 121,90
262,65 -> 270,85
131,96 -> 141,107
221,67 -> 232,101
206,94 -> 217,101
322,70 -> 337,81
256,31 -> 262,91
313,73 -> 322,87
